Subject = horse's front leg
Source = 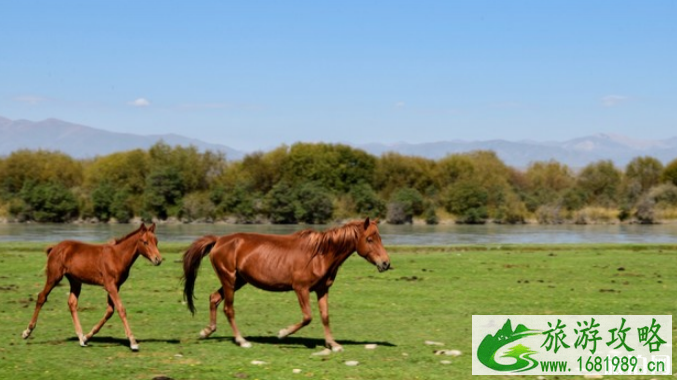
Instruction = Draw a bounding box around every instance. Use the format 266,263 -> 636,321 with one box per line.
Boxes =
278,287 -> 312,339
316,289 -> 342,352
105,284 -> 139,351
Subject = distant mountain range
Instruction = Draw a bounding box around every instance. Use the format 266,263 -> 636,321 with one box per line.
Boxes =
358,135 -> 677,168
2,115 -> 676,168
0,116 -> 245,160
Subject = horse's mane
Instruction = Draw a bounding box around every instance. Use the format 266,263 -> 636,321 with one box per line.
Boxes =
296,220 -> 363,257
113,225 -> 144,245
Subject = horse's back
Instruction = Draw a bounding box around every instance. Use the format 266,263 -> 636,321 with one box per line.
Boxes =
46,240 -> 107,283
211,232 -> 311,291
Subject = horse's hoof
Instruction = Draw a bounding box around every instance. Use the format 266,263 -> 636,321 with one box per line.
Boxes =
278,329 -> 289,339
21,329 -> 31,339
130,344 -> 139,351
239,341 -> 252,348
79,340 -> 88,347
331,345 -> 344,353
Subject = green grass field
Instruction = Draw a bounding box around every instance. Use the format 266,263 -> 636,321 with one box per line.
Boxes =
0,242 -> 675,379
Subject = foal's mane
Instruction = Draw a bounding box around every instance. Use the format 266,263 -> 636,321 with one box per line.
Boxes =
113,225 -> 144,245
296,220 -> 363,257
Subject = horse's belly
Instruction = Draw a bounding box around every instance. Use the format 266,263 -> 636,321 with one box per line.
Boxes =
241,273 -> 293,292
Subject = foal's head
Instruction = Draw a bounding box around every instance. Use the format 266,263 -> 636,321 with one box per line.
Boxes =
137,223 -> 162,266
355,218 -> 390,272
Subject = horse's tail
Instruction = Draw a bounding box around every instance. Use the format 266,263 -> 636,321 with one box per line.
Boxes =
183,235 -> 219,315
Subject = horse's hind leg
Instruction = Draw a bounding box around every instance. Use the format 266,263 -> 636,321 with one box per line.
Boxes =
199,287 -> 223,339
83,295 -> 115,344
22,271 -> 62,339
220,275 -> 250,347
201,279 -> 246,339
278,287 -> 312,339
66,277 -> 87,346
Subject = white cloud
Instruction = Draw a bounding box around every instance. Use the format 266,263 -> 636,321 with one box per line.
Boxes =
129,98 -> 151,107
14,95 -> 48,105
601,95 -> 628,107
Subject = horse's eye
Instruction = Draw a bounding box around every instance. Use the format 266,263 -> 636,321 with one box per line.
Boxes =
143,241 -> 149,246
367,237 -> 373,243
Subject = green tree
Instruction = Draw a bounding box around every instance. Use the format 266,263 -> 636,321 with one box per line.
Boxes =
0,150 -> 83,196
143,166 -> 185,219
264,181 -> 298,224
83,149 -> 149,195
148,142 -> 226,193
19,181 -> 79,222
281,143 -> 376,192
214,184 -> 260,223
386,187 -> 425,224
111,188 -> 134,223
294,182 -> 334,224
443,180 -> 489,224
91,181 -> 116,222
181,192 -> 216,222
576,160 -> 622,207
522,160 -> 575,212
374,152 -> 436,198
625,156 -> 663,192
349,183 -> 386,218
661,158 -> 677,187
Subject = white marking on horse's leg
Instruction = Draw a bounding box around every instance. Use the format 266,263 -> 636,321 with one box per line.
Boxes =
78,334 -> 87,347
331,344 -> 344,353
235,336 -> 252,348
130,343 -> 139,351
199,326 -> 216,339
278,328 -> 290,339
22,328 -> 32,339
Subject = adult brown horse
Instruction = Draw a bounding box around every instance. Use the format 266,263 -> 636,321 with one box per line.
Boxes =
22,223 -> 162,351
183,218 -> 390,351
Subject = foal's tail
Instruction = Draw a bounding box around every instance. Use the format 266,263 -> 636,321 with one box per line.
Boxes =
182,235 -> 219,315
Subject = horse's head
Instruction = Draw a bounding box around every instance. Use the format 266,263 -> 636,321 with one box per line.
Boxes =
137,223 -> 163,266
355,217 -> 391,272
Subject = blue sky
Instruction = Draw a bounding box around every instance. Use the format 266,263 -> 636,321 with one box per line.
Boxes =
1,1 -> 675,151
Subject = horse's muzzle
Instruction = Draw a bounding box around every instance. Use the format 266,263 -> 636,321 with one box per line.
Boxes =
377,261 -> 391,272
152,257 -> 163,266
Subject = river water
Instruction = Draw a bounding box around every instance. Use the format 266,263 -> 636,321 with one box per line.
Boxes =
0,223 -> 675,245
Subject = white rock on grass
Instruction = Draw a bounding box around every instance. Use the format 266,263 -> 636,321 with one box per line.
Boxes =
440,360 -> 452,365
311,348 -> 332,356
251,360 -> 267,365
434,349 -> 462,357
345,361 -> 360,366
292,369 -> 302,374
365,344 -> 377,350
424,340 -> 445,346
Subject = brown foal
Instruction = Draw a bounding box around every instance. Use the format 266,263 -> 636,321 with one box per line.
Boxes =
22,223 -> 162,351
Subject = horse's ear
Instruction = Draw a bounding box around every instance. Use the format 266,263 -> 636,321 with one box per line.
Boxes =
149,223 -> 156,232
140,223 -> 147,231
364,217 -> 371,230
